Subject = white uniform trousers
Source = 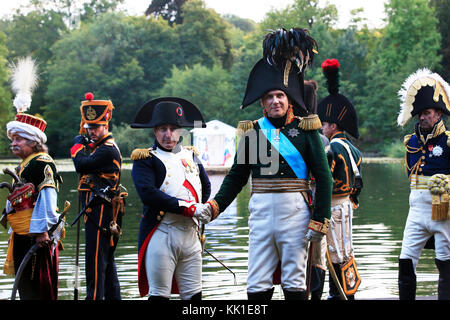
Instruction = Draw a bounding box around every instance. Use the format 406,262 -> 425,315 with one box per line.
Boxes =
400,189 -> 450,269
326,196 -> 354,264
247,192 -> 310,293
145,213 -> 202,299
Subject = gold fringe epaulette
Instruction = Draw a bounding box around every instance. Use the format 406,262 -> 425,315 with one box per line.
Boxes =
237,120 -> 255,135
298,114 -> 322,131
404,134 -> 413,147
184,145 -> 199,156
131,148 -> 152,161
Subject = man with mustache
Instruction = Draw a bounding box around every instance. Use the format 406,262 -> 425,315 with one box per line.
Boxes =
398,68 -> 450,300
130,97 -> 211,300
3,57 -> 63,299
71,92 -> 125,300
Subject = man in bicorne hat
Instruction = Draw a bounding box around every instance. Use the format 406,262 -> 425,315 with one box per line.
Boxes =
397,68 -> 450,300
130,97 -> 211,300
201,28 -> 333,300
70,92 -> 125,300
317,59 -> 362,300
3,56 -> 63,299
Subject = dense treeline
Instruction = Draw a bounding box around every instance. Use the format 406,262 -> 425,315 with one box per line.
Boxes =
0,0 -> 447,158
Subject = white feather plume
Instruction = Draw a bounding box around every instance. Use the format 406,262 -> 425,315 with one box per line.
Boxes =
10,56 -> 38,113
397,68 -> 450,126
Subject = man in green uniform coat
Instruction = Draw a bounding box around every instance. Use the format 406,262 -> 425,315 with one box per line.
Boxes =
317,58 -> 362,300
201,28 -> 333,300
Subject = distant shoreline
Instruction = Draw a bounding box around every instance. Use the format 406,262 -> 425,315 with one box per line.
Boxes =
0,157 -> 402,174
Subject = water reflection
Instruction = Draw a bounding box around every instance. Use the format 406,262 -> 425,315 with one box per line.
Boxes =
0,162 -> 440,300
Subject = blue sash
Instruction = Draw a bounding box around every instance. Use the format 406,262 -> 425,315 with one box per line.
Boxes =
257,117 -> 308,179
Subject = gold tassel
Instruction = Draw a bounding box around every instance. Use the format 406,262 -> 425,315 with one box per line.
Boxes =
131,148 -> 151,161
432,193 -> 449,221
298,114 -> 322,131
237,120 -> 254,135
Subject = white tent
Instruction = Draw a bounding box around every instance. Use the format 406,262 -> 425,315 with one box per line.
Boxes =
191,120 -> 236,167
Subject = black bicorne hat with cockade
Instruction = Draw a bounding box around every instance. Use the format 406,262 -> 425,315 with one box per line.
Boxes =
240,28 -> 318,117
130,97 -> 206,129
317,59 -> 360,139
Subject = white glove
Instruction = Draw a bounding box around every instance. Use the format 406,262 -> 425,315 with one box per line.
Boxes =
305,229 -> 324,242
193,203 -> 212,224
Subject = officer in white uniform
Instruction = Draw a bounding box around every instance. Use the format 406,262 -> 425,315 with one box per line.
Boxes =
397,68 -> 450,300
130,97 -> 212,300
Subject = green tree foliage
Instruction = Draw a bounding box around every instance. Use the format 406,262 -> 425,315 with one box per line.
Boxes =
357,0 -> 441,152
431,0 -> 450,80
145,0 -> 186,25
177,0 -> 233,70
0,31 -> 13,155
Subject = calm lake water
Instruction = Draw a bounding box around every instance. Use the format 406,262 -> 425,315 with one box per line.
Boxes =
0,162 -> 441,300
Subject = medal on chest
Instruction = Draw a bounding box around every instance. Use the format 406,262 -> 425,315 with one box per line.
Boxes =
428,144 -> 443,157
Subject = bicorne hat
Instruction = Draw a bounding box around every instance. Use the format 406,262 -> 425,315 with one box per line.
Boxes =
397,68 -> 450,127
130,97 -> 206,129
317,59 -> 359,139
240,28 -> 318,116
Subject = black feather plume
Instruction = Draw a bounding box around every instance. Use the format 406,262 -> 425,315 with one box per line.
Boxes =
262,28 -> 318,72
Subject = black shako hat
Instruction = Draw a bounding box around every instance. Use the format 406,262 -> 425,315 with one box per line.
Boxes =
317,59 -> 360,139
130,97 -> 206,128
240,28 -> 318,116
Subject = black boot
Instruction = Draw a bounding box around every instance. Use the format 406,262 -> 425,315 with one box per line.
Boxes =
435,259 -> 450,300
282,288 -> 308,300
398,258 -> 416,300
247,287 -> 274,300
189,291 -> 202,300
310,266 -> 326,300
327,263 -> 343,300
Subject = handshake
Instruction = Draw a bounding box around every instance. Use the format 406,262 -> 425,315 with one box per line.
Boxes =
182,202 -> 215,224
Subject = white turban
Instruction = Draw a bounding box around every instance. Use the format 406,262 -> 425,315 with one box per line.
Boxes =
7,120 -> 47,144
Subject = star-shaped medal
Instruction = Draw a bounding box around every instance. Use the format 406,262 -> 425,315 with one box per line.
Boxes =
288,128 -> 299,138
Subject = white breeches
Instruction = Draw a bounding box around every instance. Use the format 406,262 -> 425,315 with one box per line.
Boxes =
326,196 -> 354,264
400,189 -> 450,269
247,192 -> 310,293
145,214 -> 202,299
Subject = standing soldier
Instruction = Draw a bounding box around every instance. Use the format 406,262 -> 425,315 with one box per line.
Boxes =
317,58 -> 362,300
2,56 -> 63,299
397,68 -> 450,300
130,97 -> 211,300
70,92 -> 126,300
201,28 -> 333,300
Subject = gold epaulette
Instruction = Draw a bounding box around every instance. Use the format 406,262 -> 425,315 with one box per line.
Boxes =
237,120 -> 255,135
184,145 -> 199,156
298,114 -> 322,131
404,134 -> 413,147
131,148 -> 152,161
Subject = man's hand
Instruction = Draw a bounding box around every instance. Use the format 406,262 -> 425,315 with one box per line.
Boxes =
305,229 -> 324,242
35,232 -> 50,248
73,135 -> 89,146
183,203 -> 212,224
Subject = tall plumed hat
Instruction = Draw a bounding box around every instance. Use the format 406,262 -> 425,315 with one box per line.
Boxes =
130,97 -> 206,129
317,59 -> 359,138
397,68 -> 450,127
79,92 -> 114,134
241,28 -> 318,116
6,56 -> 47,144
